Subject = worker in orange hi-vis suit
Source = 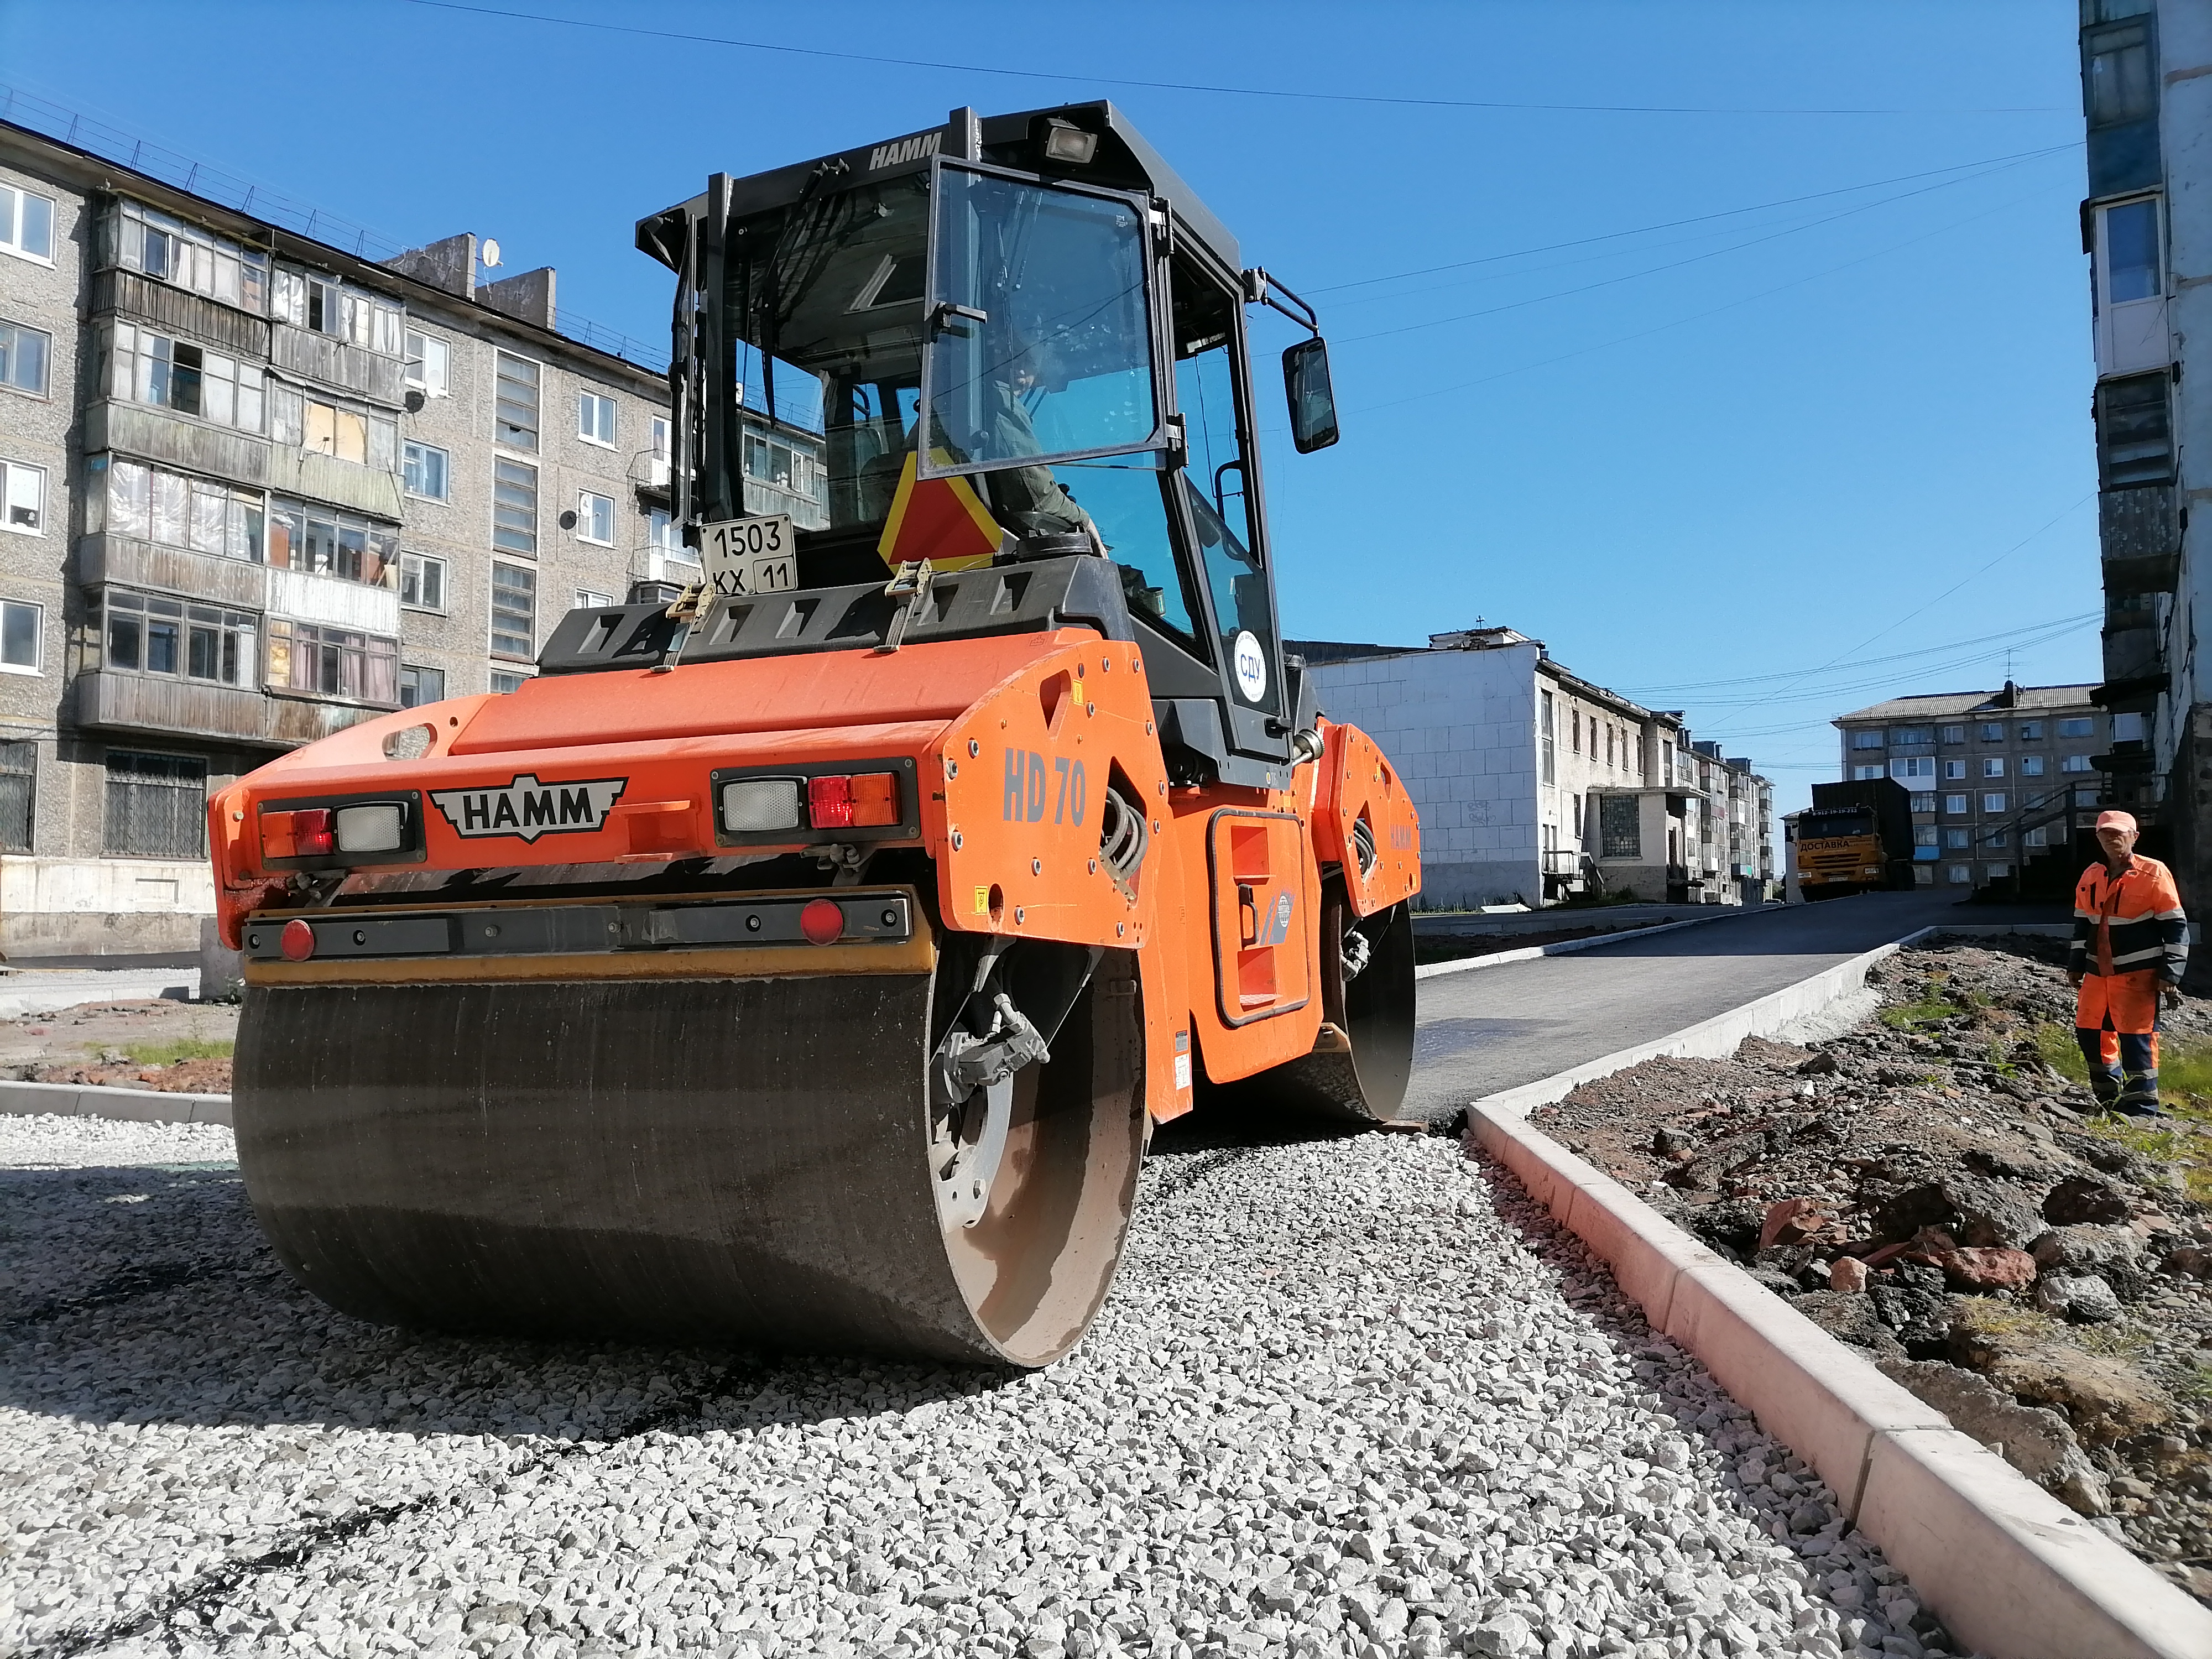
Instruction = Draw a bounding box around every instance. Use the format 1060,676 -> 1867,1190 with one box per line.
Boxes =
2068,808 -> 2189,1115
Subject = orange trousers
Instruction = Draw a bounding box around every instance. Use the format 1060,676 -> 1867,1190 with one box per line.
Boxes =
2076,969 -> 2159,1093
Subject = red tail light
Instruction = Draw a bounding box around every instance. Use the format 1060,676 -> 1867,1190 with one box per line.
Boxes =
807,775 -> 854,828
293,808 -> 335,857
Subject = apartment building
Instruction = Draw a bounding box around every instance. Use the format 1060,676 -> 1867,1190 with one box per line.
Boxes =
1832,683 -> 2111,889
0,116 -> 821,958
1297,626 -> 1774,909
2075,3 -> 2211,911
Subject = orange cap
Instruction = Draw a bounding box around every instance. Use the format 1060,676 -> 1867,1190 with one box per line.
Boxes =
2095,810 -> 2138,832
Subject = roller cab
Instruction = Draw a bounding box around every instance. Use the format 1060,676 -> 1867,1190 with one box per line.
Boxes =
212,102 -> 1422,1365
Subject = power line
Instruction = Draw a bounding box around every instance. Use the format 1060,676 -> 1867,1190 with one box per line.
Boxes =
1619,613 -> 2100,697
1308,145 -> 2079,297
1334,148 -> 2067,346
395,0 -> 2069,118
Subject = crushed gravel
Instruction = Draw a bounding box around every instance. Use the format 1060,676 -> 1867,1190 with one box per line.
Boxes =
2,1112 -> 1964,1659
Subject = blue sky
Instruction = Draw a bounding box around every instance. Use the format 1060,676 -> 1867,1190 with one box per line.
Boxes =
0,1 -> 2097,808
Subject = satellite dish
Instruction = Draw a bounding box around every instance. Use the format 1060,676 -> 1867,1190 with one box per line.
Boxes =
482,238 -> 502,269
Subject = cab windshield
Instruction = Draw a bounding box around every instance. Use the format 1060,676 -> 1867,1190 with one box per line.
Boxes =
1799,811 -> 1873,840
721,166 -> 1161,570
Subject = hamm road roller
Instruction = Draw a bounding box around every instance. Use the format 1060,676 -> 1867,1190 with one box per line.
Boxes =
210,103 -> 1422,1366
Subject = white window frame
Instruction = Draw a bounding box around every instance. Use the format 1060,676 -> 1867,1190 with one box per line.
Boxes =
2057,717 -> 2096,739
0,457 -> 46,536
574,588 -> 615,611
489,560 -> 537,661
0,317 -> 51,399
0,183 -> 56,265
493,349 -> 542,452
1982,757 -> 2005,778
577,390 -> 618,448
0,597 -> 43,675
576,491 -> 615,546
1942,760 -> 1966,780
1944,794 -> 1968,815
491,455 -> 538,557
2019,754 -> 2046,777
400,551 -> 448,614
1947,864 -> 1973,884
1889,757 -> 1934,781
402,440 -> 450,502
2062,754 -> 2093,774
489,668 -> 533,695
1983,792 -> 2007,813
402,330 -> 451,398
1853,765 -> 1882,781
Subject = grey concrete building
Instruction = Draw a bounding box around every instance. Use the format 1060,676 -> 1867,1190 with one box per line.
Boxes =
0,116 -> 821,958
1832,683 -> 2109,890
2077,2 -> 2209,911
1297,627 -> 1773,909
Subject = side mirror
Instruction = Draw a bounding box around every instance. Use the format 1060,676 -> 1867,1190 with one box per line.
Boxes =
1282,337 -> 1339,454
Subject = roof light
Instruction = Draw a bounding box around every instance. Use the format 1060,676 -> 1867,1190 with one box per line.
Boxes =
723,777 -> 804,833
800,898 -> 844,946
808,774 -> 854,829
335,803 -> 405,854
1042,120 -> 1097,165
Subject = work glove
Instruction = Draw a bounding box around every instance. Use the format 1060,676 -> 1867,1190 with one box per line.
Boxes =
2163,983 -> 2184,1011
2068,970 -> 2083,990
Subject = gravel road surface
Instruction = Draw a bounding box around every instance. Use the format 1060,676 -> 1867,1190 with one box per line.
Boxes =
3,1113 -> 1961,1659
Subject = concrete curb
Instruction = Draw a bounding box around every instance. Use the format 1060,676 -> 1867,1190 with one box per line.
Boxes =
1415,906 -> 1756,981
0,1077 -> 232,1126
1463,936 -> 2212,1659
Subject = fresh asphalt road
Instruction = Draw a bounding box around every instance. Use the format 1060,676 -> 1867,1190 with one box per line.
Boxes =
1404,891 -> 2021,1120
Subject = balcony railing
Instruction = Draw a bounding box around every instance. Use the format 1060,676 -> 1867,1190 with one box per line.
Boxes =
77,672 -> 382,749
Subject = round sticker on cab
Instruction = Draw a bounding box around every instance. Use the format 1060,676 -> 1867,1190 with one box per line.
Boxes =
1232,630 -> 1267,703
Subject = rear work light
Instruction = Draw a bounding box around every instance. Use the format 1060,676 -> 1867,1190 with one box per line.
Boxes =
807,772 -> 899,831
335,803 -> 406,853
721,778 -> 803,833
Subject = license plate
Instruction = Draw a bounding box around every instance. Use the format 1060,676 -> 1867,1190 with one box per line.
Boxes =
697,515 -> 798,598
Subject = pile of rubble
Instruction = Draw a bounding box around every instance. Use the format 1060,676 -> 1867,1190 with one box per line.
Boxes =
1533,937 -> 2212,1599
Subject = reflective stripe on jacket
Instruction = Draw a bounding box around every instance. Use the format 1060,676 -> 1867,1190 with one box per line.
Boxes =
2070,854 -> 2188,983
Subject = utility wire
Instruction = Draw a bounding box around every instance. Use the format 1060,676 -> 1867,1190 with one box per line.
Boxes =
395,0 -> 2069,117
1308,144 -> 2079,296
1621,613 -> 2100,696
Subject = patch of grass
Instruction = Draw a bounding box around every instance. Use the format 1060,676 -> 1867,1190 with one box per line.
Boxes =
124,1037 -> 233,1066
2031,1022 -> 2091,1083
1880,992 -> 1968,1032
1953,1298 -> 2064,1346
2175,1364 -> 2212,1404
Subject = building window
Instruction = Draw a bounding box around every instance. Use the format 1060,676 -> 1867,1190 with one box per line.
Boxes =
1890,758 -> 1934,781
107,323 -> 267,434
1853,764 -> 1882,781
1983,758 -> 2006,778
1942,759 -> 1966,780
1983,792 -> 2007,813
400,551 -> 447,612
399,664 -> 446,708
1915,826 -> 1940,849
490,669 -> 531,695
2085,18 -> 2156,128
1947,864 -> 1973,885
1937,724 -> 1965,744
491,562 -> 536,659
0,319 -> 49,397
2062,754 -> 2093,773
493,458 -> 538,555
2020,754 -> 2045,777
266,619 -> 399,703
0,458 -> 44,535
1848,729 -> 1884,750
1975,722 -> 2003,742
2101,197 -> 2162,305
1540,690 -> 1556,785
2096,372 -> 2173,486
577,491 -> 614,545
104,751 -> 206,860
2025,826 -> 2051,848
0,183 -> 56,262
648,507 -> 682,553
269,270 -> 402,354
2017,721 -> 2043,740
267,502 -> 396,587
93,459 -> 264,559
1599,795 -> 1639,859
1984,830 -> 2010,849
0,738 -> 30,852
1,598 -> 40,673
578,390 -> 618,447
1890,727 -> 1933,748
495,351 -> 541,450
1910,792 -> 1936,813
2058,717 -> 2096,739
743,432 -> 822,502
1943,827 -> 1970,851
403,331 -> 450,397
279,392 -> 396,471
403,441 -> 450,500
1944,794 -> 1968,814
575,589 -> 615,611
100,589 -> 258,688
108,201 -> 269,311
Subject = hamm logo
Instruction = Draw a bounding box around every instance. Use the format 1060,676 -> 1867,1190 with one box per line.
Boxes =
429,774 -> 627,843
867,132 -> 941,171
